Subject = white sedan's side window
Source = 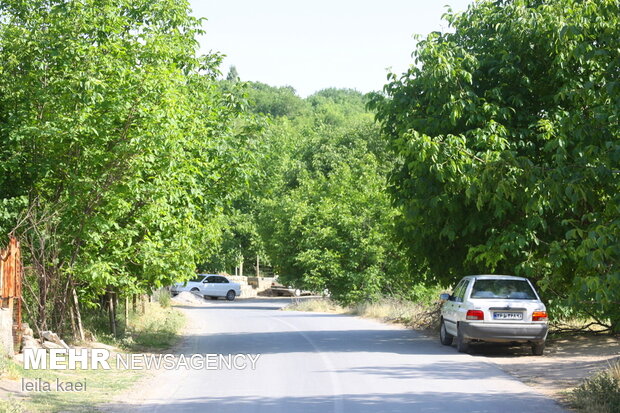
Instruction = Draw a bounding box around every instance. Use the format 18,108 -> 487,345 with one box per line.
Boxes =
450,280 -> 464,302
454,280 -> 469,303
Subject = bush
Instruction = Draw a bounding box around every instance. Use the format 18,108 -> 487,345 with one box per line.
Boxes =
569,360 -> 620,413
153,289 -> 172,308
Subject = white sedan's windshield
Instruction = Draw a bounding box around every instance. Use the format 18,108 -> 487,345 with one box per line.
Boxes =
471,280 -> 537,300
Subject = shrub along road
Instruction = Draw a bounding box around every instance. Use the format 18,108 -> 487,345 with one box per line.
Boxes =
105,298 -> 565,413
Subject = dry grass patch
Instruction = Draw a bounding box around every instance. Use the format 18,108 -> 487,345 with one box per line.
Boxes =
284,298 -> 347,313
285,297 -> 441,331
349,299 -> 441,330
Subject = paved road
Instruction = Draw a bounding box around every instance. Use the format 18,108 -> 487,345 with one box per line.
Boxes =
107,298 -> 566,413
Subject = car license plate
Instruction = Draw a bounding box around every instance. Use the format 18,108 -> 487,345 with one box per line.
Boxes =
493,312 -> 523,320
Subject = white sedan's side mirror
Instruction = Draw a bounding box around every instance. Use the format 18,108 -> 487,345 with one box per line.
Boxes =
439,293 -> 450,301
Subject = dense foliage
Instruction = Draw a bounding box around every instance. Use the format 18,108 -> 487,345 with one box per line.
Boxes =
370,0 -> 619,330
198,84 -> 412,305
252,88 -> 410,304
0,0 -> 254,333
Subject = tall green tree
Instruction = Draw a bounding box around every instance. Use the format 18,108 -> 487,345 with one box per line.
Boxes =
245,82 -> 310,119
0,0 -> 252,333
226,65 -> 240,82
257,90 -> 410,304
370,0 -> 620,330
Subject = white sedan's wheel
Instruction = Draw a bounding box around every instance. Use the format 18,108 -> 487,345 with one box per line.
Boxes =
440,320 -> 453,346
226,290 -> 236,301
456,324 -> 470,353
532,342 -> 545,356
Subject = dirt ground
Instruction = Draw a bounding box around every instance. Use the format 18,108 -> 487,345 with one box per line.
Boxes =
465,334 -> 620,405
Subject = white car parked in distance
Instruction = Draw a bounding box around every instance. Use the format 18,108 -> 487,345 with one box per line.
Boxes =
171,274 -> 241,301
439,275 -> 548,355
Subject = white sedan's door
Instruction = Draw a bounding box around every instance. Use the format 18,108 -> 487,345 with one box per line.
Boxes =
202,276 -> 220,297
453,280 -> 471,325
216,276 -> 231,296
444,279 -> 468,336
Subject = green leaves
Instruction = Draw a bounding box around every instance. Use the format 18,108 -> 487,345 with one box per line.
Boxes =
254,91 -> 410,304
372,0 -> 620,330
0,0 -> 250,316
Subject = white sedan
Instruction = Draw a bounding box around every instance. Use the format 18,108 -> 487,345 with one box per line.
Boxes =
171,274 -> 241,301
439,275 -> 548,355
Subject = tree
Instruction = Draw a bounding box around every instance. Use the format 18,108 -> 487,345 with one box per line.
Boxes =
226,65 -> 240,82
257,90 -> 411,304
370,0 -> 620,330
0,0 -> 252,334
246,82 -> 310,118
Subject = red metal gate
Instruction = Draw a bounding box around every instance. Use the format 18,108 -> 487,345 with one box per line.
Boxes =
0,236 -> 23,352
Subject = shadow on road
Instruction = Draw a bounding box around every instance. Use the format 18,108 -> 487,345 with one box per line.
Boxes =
106,390 -> 564,413
177,328 -> 445,356
176,301 -> 553,358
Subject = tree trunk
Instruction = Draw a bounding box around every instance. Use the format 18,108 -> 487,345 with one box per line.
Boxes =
256,255 -> 260,277
69,304 -> 77,340
72,286 -> 85,341
38,273 -> 47,331
108,292 -> 116,336
124,296 -> 129,329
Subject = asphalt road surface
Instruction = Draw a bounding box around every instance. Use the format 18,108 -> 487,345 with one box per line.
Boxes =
106,298 -> 566,413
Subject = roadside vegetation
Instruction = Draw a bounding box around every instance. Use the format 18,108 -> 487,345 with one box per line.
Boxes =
0,0 -> 258,341
368,0 -> 619,333
569,360 -> 620,413
286,285 -> 444,331
0,396 -> 24,413
286,297 -> 441,331
1,353 -> 140,413
0,297 -> 184,413
82,292 -> 184,351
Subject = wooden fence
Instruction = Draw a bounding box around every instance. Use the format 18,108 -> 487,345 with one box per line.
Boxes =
0,236 -> 23,352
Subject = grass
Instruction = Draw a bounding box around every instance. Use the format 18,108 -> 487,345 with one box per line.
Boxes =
349,299 -> 441,330
152,288 -> 172,309
0,397 -> 25,413
285,298 -> 347,314
81,293 -> 184,352
0,352 -> 21,380
285,297 -> 442,331
122,302 -> 185,350
0,355 -> 26,413
1,299 -> 185,413
8,353 -> 140,413
568,359 -> 620,413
